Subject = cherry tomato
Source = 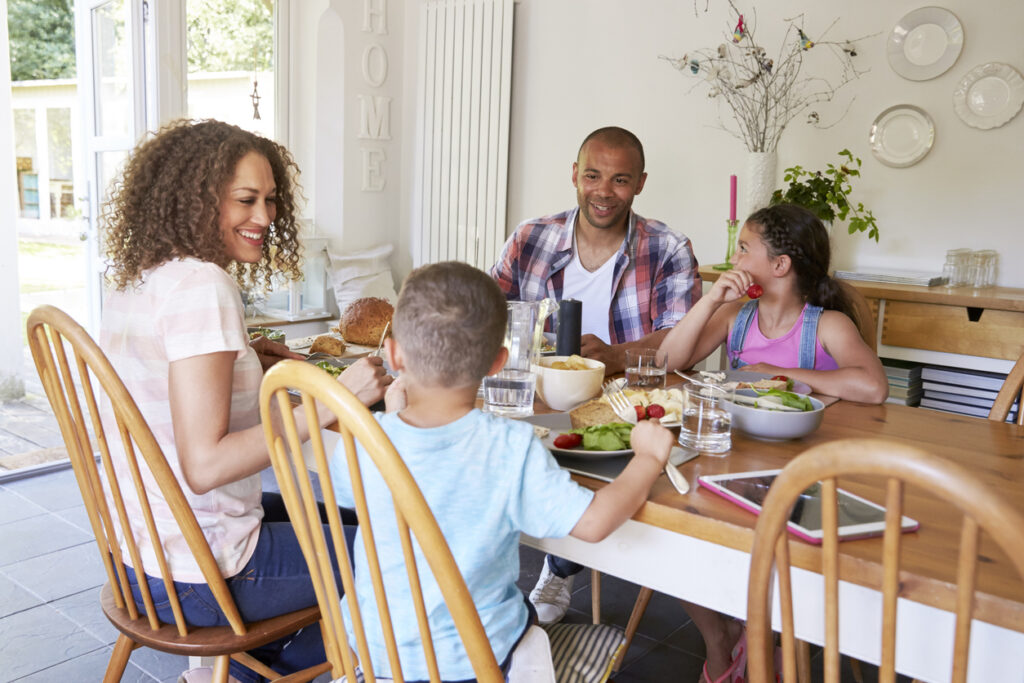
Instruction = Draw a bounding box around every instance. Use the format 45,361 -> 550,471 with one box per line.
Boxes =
746,283 -> 764,299
553,433 -> 583,449
646,404 -> 666,419
770,375 -> 789,382
635,405 -> 647,421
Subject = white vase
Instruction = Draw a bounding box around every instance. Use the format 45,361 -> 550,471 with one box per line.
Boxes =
745,151 -> 778,217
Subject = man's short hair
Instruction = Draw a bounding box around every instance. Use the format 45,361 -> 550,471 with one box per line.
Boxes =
392,261 -> 508,387
577,126 -> 645,173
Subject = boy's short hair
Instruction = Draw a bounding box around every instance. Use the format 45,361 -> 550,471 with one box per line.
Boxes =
392,261 -> 507,387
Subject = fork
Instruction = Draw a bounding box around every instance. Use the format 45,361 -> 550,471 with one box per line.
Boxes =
604,380 -> 690,494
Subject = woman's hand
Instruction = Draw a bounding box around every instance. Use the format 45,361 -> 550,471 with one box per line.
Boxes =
339,356 -> 393,406
249,335 -> 305,372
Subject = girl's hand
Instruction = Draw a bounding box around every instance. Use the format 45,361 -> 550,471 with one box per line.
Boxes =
339,355 -> 393,406
250,335 -> 305,372
708,269 -> 755,304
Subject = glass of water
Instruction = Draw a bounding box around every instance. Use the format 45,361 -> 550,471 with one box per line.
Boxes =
482,369 -> 536,418
678,379 -> 732,454
624,348 -> 668,389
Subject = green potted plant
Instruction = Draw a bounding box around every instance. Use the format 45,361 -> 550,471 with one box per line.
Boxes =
770,149 -> 879,242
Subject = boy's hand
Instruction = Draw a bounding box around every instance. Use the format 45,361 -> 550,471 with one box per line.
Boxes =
384,375 -> 407,412
629,421 -> 674,468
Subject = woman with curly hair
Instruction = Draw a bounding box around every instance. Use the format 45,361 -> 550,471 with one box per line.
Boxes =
99,119 -> 392,683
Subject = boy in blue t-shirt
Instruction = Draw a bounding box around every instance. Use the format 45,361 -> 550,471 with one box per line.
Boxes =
330,261 -> 673,681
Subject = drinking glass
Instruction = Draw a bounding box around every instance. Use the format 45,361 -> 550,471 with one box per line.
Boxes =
624,348 -> 668,389
482,369 -> 536,418
678,380 -> 732,454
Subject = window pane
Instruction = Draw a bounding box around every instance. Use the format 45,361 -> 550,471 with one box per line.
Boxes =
186,0 -> 274,138
92,0 -> 132,138
14,109 -> 39,218
48,108 -> 75,219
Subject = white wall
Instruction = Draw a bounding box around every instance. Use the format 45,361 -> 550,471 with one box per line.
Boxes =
503,0 -> 1024,287
289,0 -> 405,265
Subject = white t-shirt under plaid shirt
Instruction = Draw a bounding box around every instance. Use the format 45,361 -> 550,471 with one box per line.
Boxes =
99,258 -> 264,582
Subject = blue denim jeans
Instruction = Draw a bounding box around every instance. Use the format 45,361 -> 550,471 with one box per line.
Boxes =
546,554 -> 583,578
125,492 -> 356,683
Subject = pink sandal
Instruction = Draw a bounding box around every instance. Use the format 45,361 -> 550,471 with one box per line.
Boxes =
702,629 -> 747,683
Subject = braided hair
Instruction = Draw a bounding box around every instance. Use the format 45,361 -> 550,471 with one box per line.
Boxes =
746,204 -> 857,324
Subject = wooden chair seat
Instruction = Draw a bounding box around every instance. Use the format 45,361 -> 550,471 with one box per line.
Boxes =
100,584 -> 323,657
27,305 -> 327,683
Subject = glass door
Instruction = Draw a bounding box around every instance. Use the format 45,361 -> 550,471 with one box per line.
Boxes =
74,0 -> 148,333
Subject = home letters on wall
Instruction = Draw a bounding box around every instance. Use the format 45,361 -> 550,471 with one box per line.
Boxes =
359,0 -> 390,192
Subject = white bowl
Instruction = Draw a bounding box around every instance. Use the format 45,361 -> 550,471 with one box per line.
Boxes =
532,356 -> 605,411
725,389 -> 825,441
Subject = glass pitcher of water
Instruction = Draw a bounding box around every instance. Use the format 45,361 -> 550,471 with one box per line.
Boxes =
482,299 -> 556,417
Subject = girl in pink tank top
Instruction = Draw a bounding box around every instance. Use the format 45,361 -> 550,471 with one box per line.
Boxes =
660,204 -> 887,404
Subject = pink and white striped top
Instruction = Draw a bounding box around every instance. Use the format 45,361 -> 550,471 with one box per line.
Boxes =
100,258 -> 263,582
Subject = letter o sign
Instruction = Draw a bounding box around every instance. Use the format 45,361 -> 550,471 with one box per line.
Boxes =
361,43 -> 388,87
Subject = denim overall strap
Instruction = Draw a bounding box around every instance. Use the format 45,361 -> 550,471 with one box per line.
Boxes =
797,304 -> 825,369
727,300 -> 759,370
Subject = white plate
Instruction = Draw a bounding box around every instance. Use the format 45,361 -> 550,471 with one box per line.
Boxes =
678,370 -> 812,396
522,412 -> 632,458
953,63 -> 1024,130
887,7 -> 963,81
869,105 -> 935,168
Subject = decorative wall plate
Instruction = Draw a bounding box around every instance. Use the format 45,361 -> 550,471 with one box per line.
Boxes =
887,7 -> 963,81
869,105 -> 935,168
953,63 -> 1024,130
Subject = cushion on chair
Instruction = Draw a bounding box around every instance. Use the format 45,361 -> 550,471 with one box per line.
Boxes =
541,622 -> 625,683
327,244 -> 398,317
508,624 -> 556,683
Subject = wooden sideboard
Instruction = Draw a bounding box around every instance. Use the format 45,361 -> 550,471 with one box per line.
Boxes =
698,266 -> 1024,372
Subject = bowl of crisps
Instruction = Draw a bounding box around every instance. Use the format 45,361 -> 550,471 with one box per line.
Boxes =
531,355 -> 605,411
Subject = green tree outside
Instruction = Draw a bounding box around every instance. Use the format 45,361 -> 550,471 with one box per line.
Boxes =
7,0 -> 75,81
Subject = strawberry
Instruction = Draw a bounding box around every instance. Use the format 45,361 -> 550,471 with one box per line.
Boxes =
646,404 -> 666,419
746,283 -> 764,299
635,405 -> 647,422
553,433 -> 583,449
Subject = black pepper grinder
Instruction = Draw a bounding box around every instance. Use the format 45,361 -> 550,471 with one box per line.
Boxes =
556,299 -> 582,356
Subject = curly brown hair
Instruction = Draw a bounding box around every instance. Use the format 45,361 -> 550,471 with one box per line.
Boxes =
102,118 -> 304,290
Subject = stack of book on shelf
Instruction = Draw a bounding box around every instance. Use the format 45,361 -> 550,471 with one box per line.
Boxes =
882,359 -> 922,406
919,366 -> 1018,422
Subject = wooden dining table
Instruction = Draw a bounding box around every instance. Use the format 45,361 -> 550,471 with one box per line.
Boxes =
518,384 -> 1024,682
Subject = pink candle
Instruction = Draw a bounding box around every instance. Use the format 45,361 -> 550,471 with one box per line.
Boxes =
729,175 -> 737,222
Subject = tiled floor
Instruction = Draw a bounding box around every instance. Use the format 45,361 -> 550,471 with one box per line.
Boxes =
0,465 -> 715,683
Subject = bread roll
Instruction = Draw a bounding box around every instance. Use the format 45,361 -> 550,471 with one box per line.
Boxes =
310,335 -> 346,356
569,399 -> 620,430
339,297 -> 393,346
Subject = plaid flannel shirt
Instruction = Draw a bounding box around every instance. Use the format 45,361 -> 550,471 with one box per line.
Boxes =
490,208 -> 702,344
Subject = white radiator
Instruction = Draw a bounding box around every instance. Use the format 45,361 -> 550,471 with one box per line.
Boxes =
415,0 -> 513,270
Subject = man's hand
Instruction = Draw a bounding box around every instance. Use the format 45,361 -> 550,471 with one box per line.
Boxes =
580,334 -> 625,375
629,420 -> 674,468
339,355 -> 393,406
249,335 -> 305,372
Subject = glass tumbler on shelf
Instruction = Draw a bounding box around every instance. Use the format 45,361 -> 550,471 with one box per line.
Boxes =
943,248 -> 971,287
971,250 -> 998,288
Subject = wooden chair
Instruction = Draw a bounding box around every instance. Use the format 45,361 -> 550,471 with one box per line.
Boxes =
26,305 -> 327,683
746,438 -> 1024,683
259,359 -> 516,682
989,350 -> 1024,425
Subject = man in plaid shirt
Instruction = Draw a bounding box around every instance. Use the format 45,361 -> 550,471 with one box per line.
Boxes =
490,126 -> 702,376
